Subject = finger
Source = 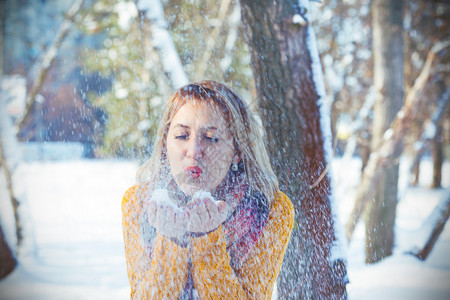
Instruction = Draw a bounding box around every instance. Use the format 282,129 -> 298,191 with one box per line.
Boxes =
174,211 -> 187,236
186,201 -> 195,210
166,206 -> 181,237
196,199 -> 210,220
188,198 -> 204,214
216,201 -> 228,215
198,199 -> 220,230
145,200 -> 157,215
146,202 -> 158,227
157,205 -> 169,232
204,198 -> 218,218
204,200 -> 223,230
204,199 -> 228,228
186,206 -> 202,232
193,198 -> 203,207
175,209 -> 185,221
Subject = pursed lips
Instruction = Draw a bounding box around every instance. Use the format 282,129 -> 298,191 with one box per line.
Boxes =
185,166 -> 203,179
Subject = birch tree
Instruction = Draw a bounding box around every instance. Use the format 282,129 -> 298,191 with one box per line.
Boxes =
240,0 -> 347,298
0,2 -> 16,277
365,0 -> 404,264
0,76 -> 26,277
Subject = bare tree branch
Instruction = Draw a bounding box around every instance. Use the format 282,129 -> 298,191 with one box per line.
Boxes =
345,40 -> 450,242
194,0 -> 232,80
407,190 -> 450,260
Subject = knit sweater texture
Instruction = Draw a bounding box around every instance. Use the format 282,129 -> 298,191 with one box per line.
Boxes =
122,185 -> 294,299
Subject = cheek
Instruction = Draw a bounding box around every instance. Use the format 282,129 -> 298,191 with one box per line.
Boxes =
206,146 -> 233,174
166,140 -> 183,168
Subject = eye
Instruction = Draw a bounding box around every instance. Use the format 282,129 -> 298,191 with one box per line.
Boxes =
175,134 -> 189,140
205,135 -> 219,143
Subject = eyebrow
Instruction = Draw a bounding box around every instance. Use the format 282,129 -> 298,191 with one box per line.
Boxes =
173,124 -> 189,129
172,124 -> 218,131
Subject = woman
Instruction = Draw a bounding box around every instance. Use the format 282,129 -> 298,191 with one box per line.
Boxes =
122,80 -> 294,299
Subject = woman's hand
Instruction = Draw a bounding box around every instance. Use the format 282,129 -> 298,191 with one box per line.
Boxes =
145,201 -> 187,238
185,197 -> 228,233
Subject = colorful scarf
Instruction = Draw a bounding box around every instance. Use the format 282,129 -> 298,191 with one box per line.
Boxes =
222,188 -> 270,267
139,171 -> 271,298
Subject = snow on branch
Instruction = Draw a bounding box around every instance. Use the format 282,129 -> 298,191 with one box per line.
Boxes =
137,0 -> 188,89
345,41 -> 450,242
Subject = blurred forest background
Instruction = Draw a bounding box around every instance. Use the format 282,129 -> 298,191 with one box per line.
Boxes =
1,0 -> 449,161
0,0 -> 449,298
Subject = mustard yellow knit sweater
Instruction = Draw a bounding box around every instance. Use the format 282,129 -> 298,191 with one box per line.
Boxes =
122,185 -> 294,299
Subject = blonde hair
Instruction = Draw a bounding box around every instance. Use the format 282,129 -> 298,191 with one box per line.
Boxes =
137,80 -> 278,203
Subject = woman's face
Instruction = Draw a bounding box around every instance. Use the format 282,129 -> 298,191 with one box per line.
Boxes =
166,101 -> 236,196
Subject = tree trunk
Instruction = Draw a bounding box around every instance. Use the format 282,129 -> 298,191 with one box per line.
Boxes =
240,1 -> 347,298
0,2 -> 16,279
410,153 -> 421,186
0,222 -> 16,279
359,138 -> 371,174
1,76 -> 26,250
330,94 -> 340,145
410,88 -> 450,188
410,87 -> 450,187
431,125 -> 443,188
365,0 -> 404,264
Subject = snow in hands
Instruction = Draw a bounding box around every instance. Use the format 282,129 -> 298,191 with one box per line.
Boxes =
147,188 -> 222,209
148,188 -> 181,212
146,188 -> 227,236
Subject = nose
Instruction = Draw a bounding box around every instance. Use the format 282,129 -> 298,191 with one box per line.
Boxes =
186,135 -> 203,160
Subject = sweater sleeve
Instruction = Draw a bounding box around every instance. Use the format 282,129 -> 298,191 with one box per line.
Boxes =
122,185 -> 190,299
189,191 -> 295,299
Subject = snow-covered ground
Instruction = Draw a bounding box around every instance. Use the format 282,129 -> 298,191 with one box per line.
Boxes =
334,158 -> 450,300
0,157 -> 449,299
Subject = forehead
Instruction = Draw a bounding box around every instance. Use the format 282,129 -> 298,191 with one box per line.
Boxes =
171,100 -> 228,129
